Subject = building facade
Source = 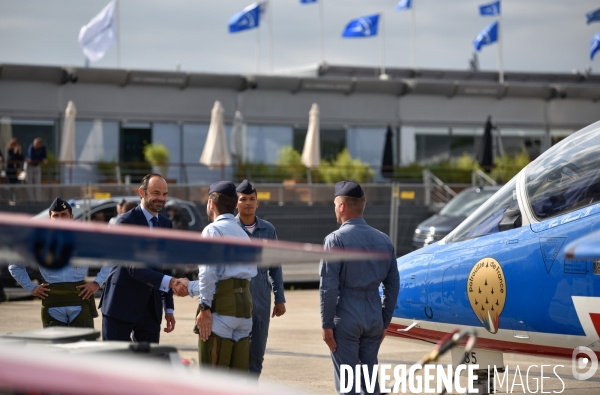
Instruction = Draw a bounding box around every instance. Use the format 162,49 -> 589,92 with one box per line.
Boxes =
0,63 -> 598,184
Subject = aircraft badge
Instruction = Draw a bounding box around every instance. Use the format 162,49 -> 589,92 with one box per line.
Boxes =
467,257 -> 506,334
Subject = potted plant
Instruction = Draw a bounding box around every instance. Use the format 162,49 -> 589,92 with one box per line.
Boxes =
96,160 -> 117,182
143,143 -> 170,178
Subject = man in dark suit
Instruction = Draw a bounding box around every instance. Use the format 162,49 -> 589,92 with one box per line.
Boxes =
100,173 -> 185,343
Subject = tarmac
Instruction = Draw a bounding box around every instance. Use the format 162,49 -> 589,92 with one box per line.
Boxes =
1,287 -> 599,394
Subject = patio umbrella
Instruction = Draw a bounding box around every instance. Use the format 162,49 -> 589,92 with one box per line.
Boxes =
59,101 -> 77,183
0,117 -> 12,157
59,102 -> 77,166
478,116 -> 495,171
230,110 -> 246,162
301,104 -> 321,178
381,125 -> 394,178
200,101 -> 231,179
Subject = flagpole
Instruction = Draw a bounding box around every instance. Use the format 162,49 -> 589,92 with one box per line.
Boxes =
319,0 -> 325,63
410,2 -> 416,69
256,26 -> 261,73
116,0 -> 121,68
268,0 -> 274,73
380,12 -> 386,77
497,15 -> 504,83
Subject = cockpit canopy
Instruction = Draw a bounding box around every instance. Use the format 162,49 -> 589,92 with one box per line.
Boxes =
446,121 -> 600,244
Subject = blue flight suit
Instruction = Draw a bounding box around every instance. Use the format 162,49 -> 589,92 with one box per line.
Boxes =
320,217 -> 400,395
235,215 -> 286,377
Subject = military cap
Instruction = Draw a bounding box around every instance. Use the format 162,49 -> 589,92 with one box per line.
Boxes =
334,180 -> 364,198
208,181 -> 237,198
236,179 -> 256,195
49,197 -> 72,213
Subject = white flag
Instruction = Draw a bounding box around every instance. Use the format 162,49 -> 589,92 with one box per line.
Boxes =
78,1 -> 117,62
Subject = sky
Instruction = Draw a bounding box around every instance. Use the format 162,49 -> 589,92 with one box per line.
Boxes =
0,0 -> 599,76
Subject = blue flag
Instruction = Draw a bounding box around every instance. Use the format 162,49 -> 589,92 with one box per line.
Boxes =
591,32 -> 600,60
395,0 -> 411,11
587,8 -> 600,24
342,14 -> 380,38
473,21 -> 498,51
229,3 -> 261,33
479,1 -> 500,16
300,0 -> 317,3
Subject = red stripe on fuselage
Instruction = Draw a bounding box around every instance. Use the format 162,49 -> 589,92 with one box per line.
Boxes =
590,313 -> 600,337
387,323 -> 600,360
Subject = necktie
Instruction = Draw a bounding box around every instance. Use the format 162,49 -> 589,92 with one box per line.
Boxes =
150,217 -> 159,228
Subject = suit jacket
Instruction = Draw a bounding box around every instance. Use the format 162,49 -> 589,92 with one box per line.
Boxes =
99,205 -> 174,324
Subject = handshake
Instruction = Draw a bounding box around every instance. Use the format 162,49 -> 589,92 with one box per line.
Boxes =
169,277 -> 190,297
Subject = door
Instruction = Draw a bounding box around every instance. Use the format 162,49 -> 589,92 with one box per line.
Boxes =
120,126 -> 152,183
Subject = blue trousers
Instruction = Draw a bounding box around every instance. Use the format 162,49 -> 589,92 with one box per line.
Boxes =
249,270 -> 272,376
331,293 -> 384,395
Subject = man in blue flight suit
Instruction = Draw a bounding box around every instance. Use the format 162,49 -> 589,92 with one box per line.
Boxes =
100,173 -> 183,343
320,181 -> 400,395
235,179 -> 286,378
9,197 -> 111,328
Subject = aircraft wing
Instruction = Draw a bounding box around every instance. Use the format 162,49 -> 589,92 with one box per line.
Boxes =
564,228 -> 600,260
0,213 -> 388,269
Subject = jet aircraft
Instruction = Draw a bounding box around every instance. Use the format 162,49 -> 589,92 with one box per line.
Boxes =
388,120 -> 600,379
2,121 -> 600,392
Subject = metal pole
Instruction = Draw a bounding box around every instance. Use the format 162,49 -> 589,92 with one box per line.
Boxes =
319,0 -> 325,63
179,122 -> 184,183
497,15 -> 504,84
268,0 -> 274,73
380,12 -> 386,77
388,183 -> 399,254
410,3 -> 416,69
256,25 -> 261,73
116,0 -> 121,68
396,124 -> 402,167
278,185 -> 283,206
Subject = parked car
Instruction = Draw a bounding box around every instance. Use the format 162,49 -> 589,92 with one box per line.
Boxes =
33,196 -> 204,232
412,185 -> 501,249
31,196 -> 205,280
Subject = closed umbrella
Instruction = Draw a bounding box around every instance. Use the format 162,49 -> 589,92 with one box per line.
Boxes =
381,125 -> 394,178
478,116 -> 495,171
200,101 -> 231,179
301,104 -> 320,184
59,101 -> 77,183
0,117 -> 12,158
230,110 -> 246,162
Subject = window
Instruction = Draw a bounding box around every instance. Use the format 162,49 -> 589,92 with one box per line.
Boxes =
526,126 -> 600,220
439,187 -> 499,217
293,127 -> 345,162
446,178 -> 519,243
10,119 -> 56,157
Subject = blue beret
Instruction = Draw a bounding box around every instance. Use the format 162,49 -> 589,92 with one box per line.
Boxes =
208,181 -> 237,198
49,197 -> 72,213
334,181 -> 364,198
236,179 -> 256,195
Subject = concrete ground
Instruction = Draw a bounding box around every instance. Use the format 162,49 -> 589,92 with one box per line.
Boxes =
1,288 -> 599,394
